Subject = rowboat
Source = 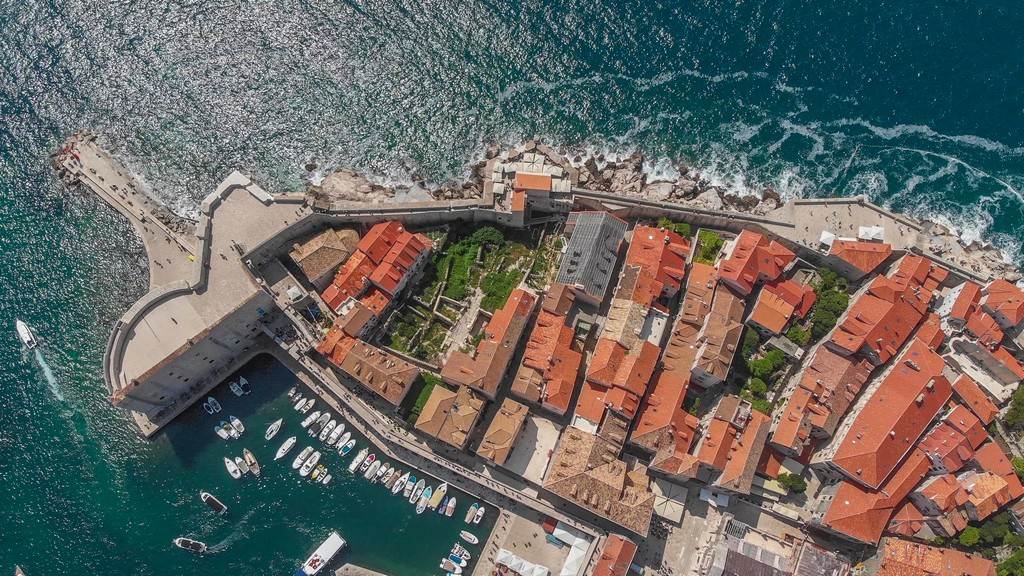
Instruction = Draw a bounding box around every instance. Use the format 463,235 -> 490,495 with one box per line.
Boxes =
207,396 -> 222,412
293,446 -> 314,470
409,479 -> 425,504
363,459 -> 382,480
229,415 -> 245,435
203,401 -> 214,414
348,448 -> 368,473
464,503 -> 479,523
300,451 -> 322,477
445,496 -> 457,517
429,483 -> 448,510
276,436 -> 297,460
359,453 -> 376,474
235,456 -> 250,475
301,410 -> 322,428
265,418 -> 283,441
416,486 -> 433,515
392,471 -> 410,494
460,531 -> 479,545
173,537 -> 207,554
243,448 -> 261,477
224,457 -> 241,479
338,438 -> 355,456
201,491 -> 228,515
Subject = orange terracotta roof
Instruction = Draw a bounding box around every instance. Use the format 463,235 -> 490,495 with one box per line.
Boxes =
680,263 -> 717,326
630,369 -> 699,473
322,250 -> 376,310
369,231 -> 430,295
717,230 -> 795,295
749,289 -> 797,335
962,470 -> 1012,522
511,189 -> 527,212
513,172 -> 553,192
358,285 -> 391,315
973,442 -> 1024,500
575,381 -> 611,423
543,283 -> 577,315
625,226 -> 690,296
715,409 -> 772,494
951,374 -> 1000,425
887,501 -> 926,538
991,346 -> 1024,380
982,279 -> 1024,326
765,278 -> 817,317
875,537 -> 996,576
358,221 -> 406,264
943,404 -> 989,449
697,417 -> 738,472
584,338 -> 660,419
692,284 -> 745,383
949,282 -> 981,323
919,474 -> 969,513
335,339 -> 419,406
964,308 -> 1004,348
516,309 -> 582,414
828,239 -> 892,275
915,313 -> 946,351
831,340 -> 952,488
919,417 -> 978,475
592,534 -> 638,576
315,325 -> 358,365
828,272 -> 930,363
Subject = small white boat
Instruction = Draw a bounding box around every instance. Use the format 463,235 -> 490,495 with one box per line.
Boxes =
300,451 -> 322,477
208,396 -> 222,412
203,402 -> 214,414
318,420 -> 336,442
276,436 -> 297,460
359,453 -> 376,474
223,422 -> 240,439
439,559 -> 462,574
460,530 -> 479,545
15,320 -> 37,349
445,497 -> 457,517
238,376 -> 252,395
224,457 -> 241,479
447,554 -> 468,568
326,422 -> 345,446
229,415 -> 245,435
348,448 -> 368,473
429,483 -> 448,510
301,410 -> 322,428
243,448 -> 261,477
318,467 -> 330,484
322,474 -> 332,485
472,506 -> 485,524
292,393 -> 305,410
452,543 -> 471,560
235,456 -> 250,475
404,476 -> 418,499
392,472 -> 410,495
312,464 -> 324,481
338,437 -> 355,456
287,387 -> 298,398
293,446 -> 314,470
416,486 -> 433,514
229,381 -> 244,396
464,503 -> 479,524
201,491 -> 228,515
214,425 -> 230,440
438,497 -> 448,515
298,530 -> 346,575
265,418 -> 283,441
173,537 -> 208,554
363,459 -> 382,480
300,398 -> 315,413
373,463 -> 391,484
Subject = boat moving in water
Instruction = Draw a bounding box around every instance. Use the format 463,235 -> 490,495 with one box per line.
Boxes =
15,320 -> 37,349
276,436 -> 297,460
265,418 -> 283,440
224,457 -> 241,479
173,537 -> 208,554
243,448 -> 261,477
292,446 -> 314,470
297,531 -> 346,575
201,491 -> 228,515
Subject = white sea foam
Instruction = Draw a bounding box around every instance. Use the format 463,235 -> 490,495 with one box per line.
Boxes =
829,118 -> 1024,155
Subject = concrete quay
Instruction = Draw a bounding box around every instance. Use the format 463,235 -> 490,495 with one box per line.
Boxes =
334,564 -> 388,576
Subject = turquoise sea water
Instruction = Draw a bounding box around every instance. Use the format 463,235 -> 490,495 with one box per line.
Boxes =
2,1 -> 1023,574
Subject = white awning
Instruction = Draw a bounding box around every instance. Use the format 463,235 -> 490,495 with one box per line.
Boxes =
652,478 -> 688,523
497,549 -> 550,576
819,230 -> 836,247
858,225 -> 885,241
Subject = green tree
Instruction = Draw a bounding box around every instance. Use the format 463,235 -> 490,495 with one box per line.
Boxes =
1013,457 -> 1024,481
787,325 -> 811,346
811,308 -> 838,340
470,226 -> 504,246
742,329 -> 761,358
959,526 -> 981,548
817,268 -> 838,292
751,397 -> 773,415
777,472 -> 807,493
749,378 -> 768,397
999,548 -> 1024,576
695,230 -> 724,264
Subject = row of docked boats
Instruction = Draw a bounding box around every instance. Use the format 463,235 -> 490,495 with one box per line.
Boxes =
289,445 -> 334,484
223,447 -> 261,479
438,542 -> 473,575
214,414 -> 246,440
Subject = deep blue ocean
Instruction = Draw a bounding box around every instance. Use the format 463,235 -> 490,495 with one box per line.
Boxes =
1,1 -> 1023,574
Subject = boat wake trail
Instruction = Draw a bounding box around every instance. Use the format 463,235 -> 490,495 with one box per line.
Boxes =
34,348 -> 64,401
206,509 -> 256,552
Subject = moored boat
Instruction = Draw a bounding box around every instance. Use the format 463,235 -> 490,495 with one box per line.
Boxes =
358,453 -> 376,474
363,459 -> 382,480
452,543 -> 471,560
309,413 -> 330,436
214,425 -> 230,440
229,381 -> 244,396
292,393 -> 305,410
384,468 -> 400,489
287,387 -> 298,398
15,566 -> 26,576
238,376 -> 252,395
460,530 -> 479,545
416,486 -> 433,514
293,446 -> 314,470
448,554 -> 468,567
319,468 -> 330,484
276,436 -> 297,460
429,483 -> 448,510
392,471 -> 410,494
15,319 -> 37,349
300,398 -> 315,413
265,418 -> 283,440
235,456 -> 250,475
297,530 -> 346,575
243,448 -> 261,477
201,491 -> 228,515
437,496 -> 448,515
348,448 -> 368,473
472,506 -> 485,524
318,419 -> 336,442
322,473 -> 332,485
372,463 -> 391,483
339,438 -> 355,456
224,457 -> 241,479
312,464 -> 324,481
300,451 -> 322,477
439,559 -> 462,574
464,503 -> 479,524
301,410 -> 322,428
203,401 -> 214,414
208,396 -> 222,412
406,477 -> 421,500
229,415 -> 245,435
173,537 -> 207,554
326,422 -> 345,446
445,496 -> 457,517
223,422 -> 240,439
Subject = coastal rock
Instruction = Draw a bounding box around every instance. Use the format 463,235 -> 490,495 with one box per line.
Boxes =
485,144 -> 500,160
641,181 -> 674,201
314,169 -> 395,203
689,189 -> 725,211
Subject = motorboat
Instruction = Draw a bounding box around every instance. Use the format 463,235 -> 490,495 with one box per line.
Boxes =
322,474 -> 332,485
15,320 -> 37,349
276,436 -> 298,460
173,537 -> 207,554
416,486 -> 433,514
235,456 -> 250,475
363,459 -> 381,481
292,393 -> 305,410
287,387 -> 298,398
292,446 -> 314,470
300,398 -> 315,413
429,483 -> 448,510
224,457 -> 241,479
459,531 -> 479,545
208,396 -> 222,412
384,469 -> 400,490
348,448 -> 368,473
308,413 -> 330,436
326,423 -> 345,446
404,476 -> 418,499
301,410 -> 322,429
229,415 -> 245,435
437,497 -> 448,515
318,420 -> 336,442
243,448 -> 261,477
15,566 -> 26,576
312,465 -> 324,481
238,376 -> 252,395
445,497 -> 457,517
318,468 -> 330,484
265,418 -> 283,441
439,559 -> 462,574
297,531 -> 346,575
229,381 -> 244,396
203,401 -> 214,414
200,491 -> 227,515
222,422 -> 240,440
472,506 -> 485,524
464,503 -> 479,524
447,554 -> 468,568
452,544 -> 471,560
374,463 -> 391,484
392,471 -> 410,494
358,453 -> 376,474
214,425 -> 230,440
300,451 -> 322,477
338,437 -> 355,456
407,477 -> 423,500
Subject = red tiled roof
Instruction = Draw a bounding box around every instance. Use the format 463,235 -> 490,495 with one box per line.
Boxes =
973,442 -> 1024,500
964,308 -> 1004,348
749,289 -> 797,335
584,338 -> 660,420
715,409 -> 772,494
875,538 -> 996,576
516,309 -> 582,414
592,534 -> 638,576
717,230 -> 795,295
625,226 -> 690,296
358,221 -> 406,264
680,263 -> 717,326
915,313 -> 946,351
513,172 -> 553,192
983,279 -> 1024,326
322,251 -> 376,310
952,374 -> 1000,425
698,417 -> 738,472
991,346 -> 1024,380
887,501 -> 926,538
949,282 -> 981,323
919,408 -> 984,474
829,239 -> 893,275
831,340 -> 952,489
511,189 -> 527,212
369,230 -> 430,295
358,285 -> 391,315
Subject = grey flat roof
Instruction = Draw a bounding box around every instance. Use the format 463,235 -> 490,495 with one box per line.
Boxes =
555,212 -> 626,300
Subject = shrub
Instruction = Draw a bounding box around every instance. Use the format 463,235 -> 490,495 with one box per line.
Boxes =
751,397 -> 773,415
657,217 -> 692,237
787,325 -> 811,346
470,226 -> 504,246
959,526 -> 981,548
1013,457 -> 1024,481
749,378 -> 768,397
777,472 -> 807,493
695,230 -> 724,265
